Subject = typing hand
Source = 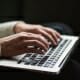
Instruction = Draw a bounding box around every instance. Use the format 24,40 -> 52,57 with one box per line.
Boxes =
14,22 -> 61,46
0,32 -> 49,57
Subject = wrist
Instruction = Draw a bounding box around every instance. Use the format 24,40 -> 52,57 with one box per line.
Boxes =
13,21 -> 25,33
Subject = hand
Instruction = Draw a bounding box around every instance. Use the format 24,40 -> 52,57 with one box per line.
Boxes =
14,22 -> 61,45
0,32 -> 49,57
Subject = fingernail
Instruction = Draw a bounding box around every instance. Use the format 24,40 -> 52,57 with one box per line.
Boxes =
40,50 -> 45,54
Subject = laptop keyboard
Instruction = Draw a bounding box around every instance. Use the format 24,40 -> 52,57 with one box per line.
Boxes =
17,39 -> 72,68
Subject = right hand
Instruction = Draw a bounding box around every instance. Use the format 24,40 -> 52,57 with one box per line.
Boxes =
0,32 -> 49,57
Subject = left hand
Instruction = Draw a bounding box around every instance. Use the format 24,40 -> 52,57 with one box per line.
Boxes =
14,22 -> 61,46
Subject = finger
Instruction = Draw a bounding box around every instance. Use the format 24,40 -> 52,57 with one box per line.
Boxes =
42,28 -> 61,45
6,44 -> 46,57
27,33 -> 49,48
20,32 -> 49,49
6,39 -> 48,56
30,28 -> 56,45
23,40 -> 48,51
25,28 -> 53,43
36,28 -> 58,45
54,30 -> 61,38
35,28 -> 57,45
25,47 -> 45,54
10,47 -> 45,56
14,46 -> 45,55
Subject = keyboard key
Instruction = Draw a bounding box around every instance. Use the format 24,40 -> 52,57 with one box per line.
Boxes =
43,62 -> 51,67
30,60 -> 39,65
24,57 -> 32,65
37,56 -> 49,66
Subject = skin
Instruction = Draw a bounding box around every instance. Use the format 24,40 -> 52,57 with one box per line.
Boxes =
0,22 -> 61,57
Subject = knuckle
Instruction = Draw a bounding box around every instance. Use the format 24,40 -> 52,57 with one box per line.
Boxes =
34,27 -> 40,31
40,36 -> 47,42
34,25 -> 43,30
19,32 -> 26,36
18,32 -> 27,40
39,36 -> 44,40
33,40 -> 38,43
47,28 -> 53,32
37,35 -> 44,41
34,34 -> 41,39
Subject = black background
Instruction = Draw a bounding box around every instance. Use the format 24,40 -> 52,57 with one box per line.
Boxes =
0,0 -> 80,35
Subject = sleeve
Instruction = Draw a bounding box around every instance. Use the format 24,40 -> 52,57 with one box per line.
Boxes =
0,21 -> 23,38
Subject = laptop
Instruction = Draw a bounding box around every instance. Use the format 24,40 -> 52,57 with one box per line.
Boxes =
0,35 -> 79,75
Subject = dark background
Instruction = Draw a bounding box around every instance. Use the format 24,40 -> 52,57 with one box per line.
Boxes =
0,0 -> 80,35
0,0 -> 80,79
